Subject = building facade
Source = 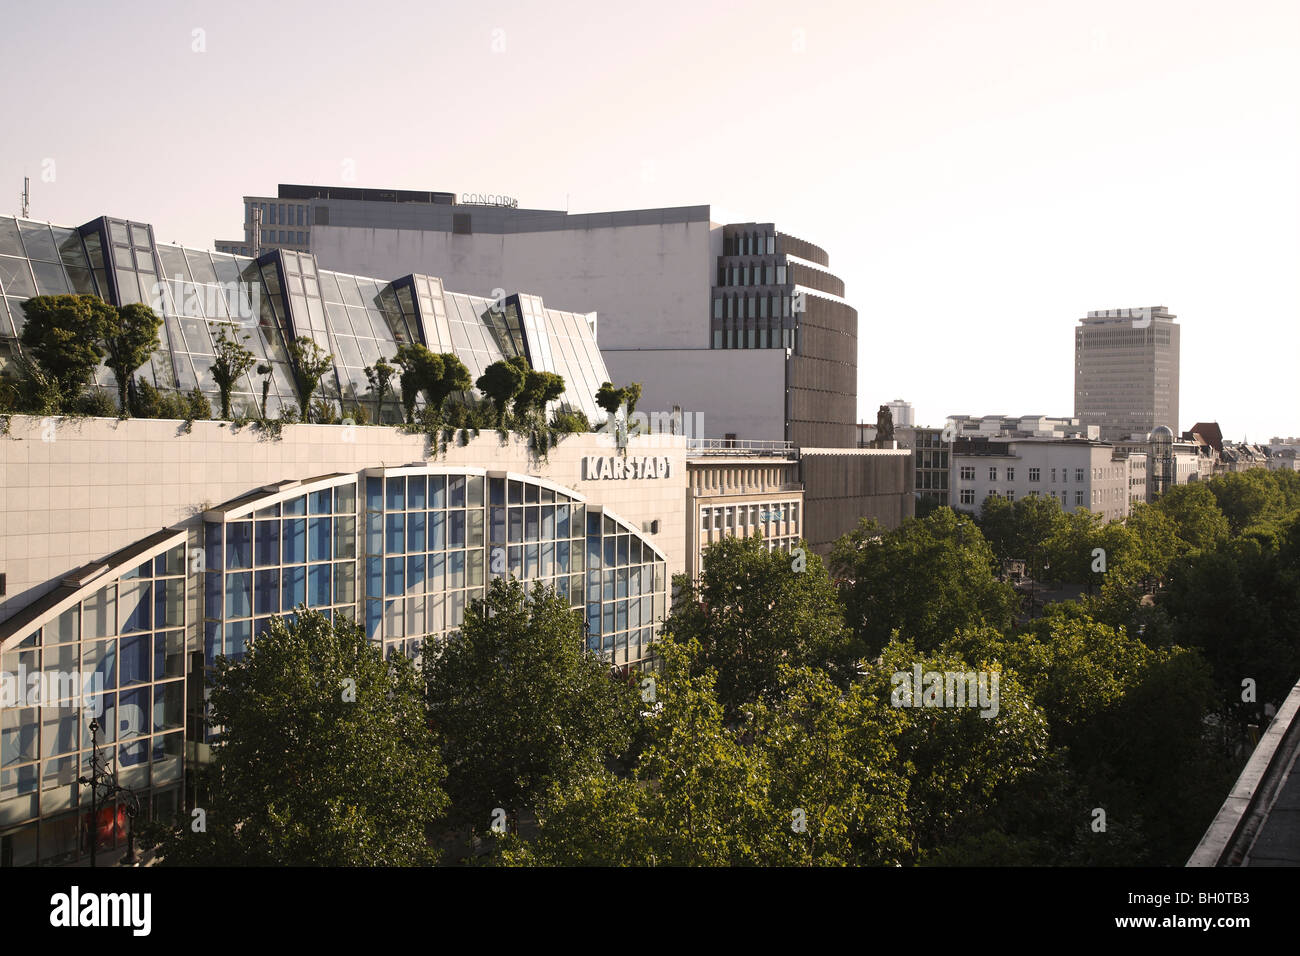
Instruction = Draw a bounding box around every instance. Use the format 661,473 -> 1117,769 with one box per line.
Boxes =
222,186 -> 859,449
1074,306 -> 1180,441
951,438 -> 1131,522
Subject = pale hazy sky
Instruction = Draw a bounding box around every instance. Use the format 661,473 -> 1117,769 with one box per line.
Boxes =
3,0 -> 1297,439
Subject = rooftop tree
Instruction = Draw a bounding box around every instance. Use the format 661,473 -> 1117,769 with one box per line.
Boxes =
289,336 -> 334,423
363,357 -> 397,423
18,294 -> 114,410
103,302 -> 163,417
426,352 -> 472,416
210,325 -> 256,420
476,359 -> 526,428
393,343 -> 442,423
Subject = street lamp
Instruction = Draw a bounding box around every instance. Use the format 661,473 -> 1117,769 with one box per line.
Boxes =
77,717 -> 141,868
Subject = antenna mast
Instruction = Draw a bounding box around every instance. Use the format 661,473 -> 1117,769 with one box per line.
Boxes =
20,177 -> 29,218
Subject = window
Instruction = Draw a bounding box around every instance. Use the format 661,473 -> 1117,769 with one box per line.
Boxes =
1028,468 -> 1041,482
1007,467 -> 1014,481
960,489 -> 975,505
1076,468 -> 1085,482
960,466 -> 975,481
1006,490 -> 1015,501
1051,468 -> 1057,482
989,467 -> 998,481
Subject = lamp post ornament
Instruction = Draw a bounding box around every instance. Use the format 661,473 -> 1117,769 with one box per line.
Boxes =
77,717 -> 142,867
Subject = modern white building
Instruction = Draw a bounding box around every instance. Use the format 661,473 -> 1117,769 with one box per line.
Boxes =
951,437 -> 1132,522
220,186 -> 859,451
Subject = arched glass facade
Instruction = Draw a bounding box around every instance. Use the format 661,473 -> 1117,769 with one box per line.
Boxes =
0,530 -> 189,867
200,469 -> 668,669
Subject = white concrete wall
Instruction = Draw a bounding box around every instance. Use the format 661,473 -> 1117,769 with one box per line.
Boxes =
603,348 -> 786,444
312,220 -> 715,350
0,416 -> 687,623
952,442 -> 1130,522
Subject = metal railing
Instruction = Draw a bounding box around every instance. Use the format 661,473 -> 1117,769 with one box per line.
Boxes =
685,438 -> 797,457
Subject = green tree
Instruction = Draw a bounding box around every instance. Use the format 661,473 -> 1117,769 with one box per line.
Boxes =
103,302 -> 163,416
145,609 -> 447,865
1208,470 -> 1290,535
514,368 -> 565,421
363,357 -> 396,423
476,358 -> 526,428
426,352 -> 472,416
394,343 -> 442,423
255,363 -> 272,419
830,508 -> 1018,656
289,336 -> 334,423
661,534 -> 852,718
1151,482 -> 1230,552
18,294 -> 114,409
978,494 -> 1065,566
209,325 -> 256,420
422,579 -> 637,834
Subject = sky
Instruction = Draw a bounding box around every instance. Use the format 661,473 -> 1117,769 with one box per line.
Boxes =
2,0 -> 1297,439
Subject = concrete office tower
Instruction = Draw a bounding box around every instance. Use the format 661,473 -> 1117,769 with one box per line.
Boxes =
1074,306 -> 1180,441
224,186 -> 858,448
886,399 -> 914,428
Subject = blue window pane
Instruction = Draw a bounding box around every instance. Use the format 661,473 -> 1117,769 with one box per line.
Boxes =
386,477 -> 405,511
284,495 -> 307,516
386,556 -> 404,596
205,522 -> 223,571
429,553 -> 445,590
542,506 -> 555,539
618,536 -> 629,566
254,569 -> 280,614
205,574 -> 223,621
308,565 -> 331,607
386,514 -> 405,553
429,512 -> 446,550
587,536 -> 601,570
557,504 -> 569,538
603,603 -> 615,635
309,517 -> 332,562
586,604 -> 601,639
489,477 -> 505,506
587,512 -> 600,535
525,544 -> 539,579
120,634 -> 150,685
122,582 -> 151,633
366,513 -> 383,554
407,511 -> 425,551
407,554 -> 425,592
557,540 -> 570,573
226,522 -> 252,569
310,490 -> 332,514
283,566 -> 306,609
365,600 -> 382,639
449,551 -> 465,588
366,477 -> 383,511
408,476 -> 426,509
226,572 -> 252,618
429,475 -> 446,508
508,507 -> 523,543
490,507 -> 506,545
449,512 -> 465,548
119,686 -> 150,741
204,621 -> 221,666
556,576 -> 570,602
284,519 -> 306,563
604,538 -> 616,567
255,520 -> 280,565
508,546 -> 522,577
226,620 -> 251,661
525,506 -> 539,541
334,484 -> 356,515
449,476 -> 465,508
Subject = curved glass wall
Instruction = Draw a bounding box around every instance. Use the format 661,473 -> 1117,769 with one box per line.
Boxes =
0,530 -> 188,867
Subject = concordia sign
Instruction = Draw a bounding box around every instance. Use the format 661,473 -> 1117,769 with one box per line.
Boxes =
583,456 -> 674,480
459,193 -> 519,208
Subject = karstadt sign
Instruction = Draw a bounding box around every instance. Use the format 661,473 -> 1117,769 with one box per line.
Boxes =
583,455 -> 674,480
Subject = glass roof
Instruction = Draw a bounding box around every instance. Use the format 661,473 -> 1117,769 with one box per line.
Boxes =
0,214 -> 612,423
